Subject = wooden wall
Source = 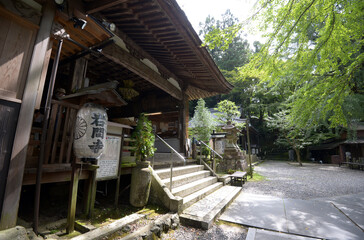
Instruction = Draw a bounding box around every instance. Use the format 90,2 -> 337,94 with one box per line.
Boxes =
0,7 -> 37,102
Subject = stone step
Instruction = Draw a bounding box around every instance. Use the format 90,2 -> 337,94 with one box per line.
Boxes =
161,170 -> 211,188
155,164 -> 204,179
152,159 -> 197,169
172,176 -> 218,198
179,185 -> 242,230
246,228 -> 319,240
182,182 -> 223,211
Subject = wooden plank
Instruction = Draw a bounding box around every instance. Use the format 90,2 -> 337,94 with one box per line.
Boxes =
66,109 -> 77,164
51,105 -> 63,163
45,104 -> 59,164
70,57 -> 88,91
0,8 -> 37,100
124,138 -> 136,142
115,131 -> 125,206
52,99 -> 80,109
123,146 -> 135,151
86,0 -> 128,14
0,1 -> 55,229
22,169 -> 89,185
102,44 -> 182,100
59,107 -> 71,163
122,156 -> 136,162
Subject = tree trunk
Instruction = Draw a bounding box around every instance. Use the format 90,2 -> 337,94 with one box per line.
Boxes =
293,148 -> 303,166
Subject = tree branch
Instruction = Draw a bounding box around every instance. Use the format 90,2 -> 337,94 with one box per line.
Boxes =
275,0 -> 317,53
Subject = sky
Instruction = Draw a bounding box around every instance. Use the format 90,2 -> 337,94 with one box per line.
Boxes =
176,0 -> 264,45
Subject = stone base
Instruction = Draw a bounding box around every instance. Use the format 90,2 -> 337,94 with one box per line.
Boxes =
130,161 -> 151,207
0,226 -> 29,240
217,159 -> 248,173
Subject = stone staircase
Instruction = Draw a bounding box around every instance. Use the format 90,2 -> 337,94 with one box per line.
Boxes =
151,160 -> 242,230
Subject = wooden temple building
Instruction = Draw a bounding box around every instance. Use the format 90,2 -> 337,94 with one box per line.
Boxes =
0,0 -> 232,231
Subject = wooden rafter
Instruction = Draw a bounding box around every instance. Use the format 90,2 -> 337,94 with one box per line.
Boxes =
86,0 -> 129,14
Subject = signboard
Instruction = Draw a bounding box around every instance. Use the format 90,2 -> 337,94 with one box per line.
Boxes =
96,136 -> 121,180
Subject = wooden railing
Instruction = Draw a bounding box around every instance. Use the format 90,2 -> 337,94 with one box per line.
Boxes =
26,100 -> 80,168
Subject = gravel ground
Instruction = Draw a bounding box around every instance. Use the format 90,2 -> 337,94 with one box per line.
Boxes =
165,160 -> 364,239
244,160 -> 364,199
105,160 -> 364,239
162,221 -> 247,240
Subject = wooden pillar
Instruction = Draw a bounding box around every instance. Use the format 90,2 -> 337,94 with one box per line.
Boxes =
179,94 -> 188,155
0,1 -> 55,230
339,144 -> 345,163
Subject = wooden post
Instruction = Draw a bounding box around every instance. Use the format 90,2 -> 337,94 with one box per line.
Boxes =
82,164 -> 99,217
114,131 -> 125,207
192,138 -> 197,160
246,118 -> 253,178
179,94 -> 188,156
83,174 -> 93,216
89,169 -> 97,218
67,163 -> 81,233
0,1 -> 55,230
212,135 -> 216,172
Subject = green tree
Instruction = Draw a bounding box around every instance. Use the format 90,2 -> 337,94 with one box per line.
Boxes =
196,10 -> 253,111
205,0 -> 364,129
133,113 -> 156,161
215,100 -> 241,124
189,99 -> 216,141
199,10 -> 251,71
267,110 -> 336,166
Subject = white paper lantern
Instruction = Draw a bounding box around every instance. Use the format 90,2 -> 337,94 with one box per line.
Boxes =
73,103 -> 108,159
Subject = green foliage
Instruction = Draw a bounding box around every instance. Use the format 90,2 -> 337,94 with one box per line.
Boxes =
199,10 -> 251,71
215,100 -> 241,124
267,109 -> 336,165
204,0 -> 364,129
132,113 -> 156,161
189,99 -> 216,141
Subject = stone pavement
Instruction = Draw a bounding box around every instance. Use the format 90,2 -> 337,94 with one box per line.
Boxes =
219,192 -> 364,240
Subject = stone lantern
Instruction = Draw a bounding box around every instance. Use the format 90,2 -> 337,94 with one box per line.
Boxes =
220,121 -> 247,172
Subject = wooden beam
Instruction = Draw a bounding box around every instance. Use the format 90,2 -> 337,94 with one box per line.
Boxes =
22,170 -> 90,185
86,0 -> 128,14
0,1 -> 55,230
102,44 -> 182,100
112,27 -> 184,89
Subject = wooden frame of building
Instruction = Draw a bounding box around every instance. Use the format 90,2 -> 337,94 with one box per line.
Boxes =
0,0 -> 232,231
